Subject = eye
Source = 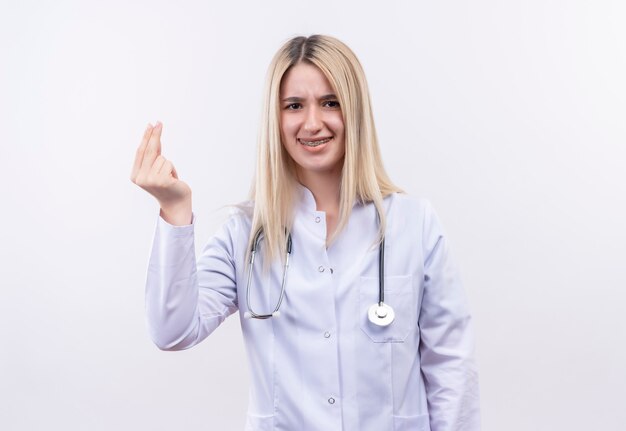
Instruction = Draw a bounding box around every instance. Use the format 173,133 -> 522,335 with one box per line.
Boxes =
285,103 -> 302,110
323,100 -> 340,109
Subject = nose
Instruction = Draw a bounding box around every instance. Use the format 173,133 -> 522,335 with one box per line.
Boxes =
303,105 -> 323,134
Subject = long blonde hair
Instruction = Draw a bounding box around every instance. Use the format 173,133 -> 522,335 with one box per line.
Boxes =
248,35 -> 401,263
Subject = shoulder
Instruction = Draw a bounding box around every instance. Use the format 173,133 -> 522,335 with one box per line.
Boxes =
384,193 -> 446,250
205,200 -> 254,244
220,200 -> 254,234
200,200 -> 254,260
226,200 -> 254,221
384,192 -> 436,222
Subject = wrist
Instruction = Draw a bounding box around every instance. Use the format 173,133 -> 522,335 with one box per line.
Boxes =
159,199 -> 192,226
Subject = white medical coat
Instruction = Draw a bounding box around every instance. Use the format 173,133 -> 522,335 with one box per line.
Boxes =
145,185 -> 480,431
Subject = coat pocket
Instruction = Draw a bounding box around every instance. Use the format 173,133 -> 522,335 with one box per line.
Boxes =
358,275 -> 416,342
393,414 -> 431,431
244,413 -> 274,431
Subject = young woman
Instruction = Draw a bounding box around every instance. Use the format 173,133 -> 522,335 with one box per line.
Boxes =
130,35 -> 480,431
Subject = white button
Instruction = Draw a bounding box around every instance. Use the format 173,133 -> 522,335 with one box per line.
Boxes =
315,216 -> 321,223
318,266 -> 325,272
324,331 -> 331,338
328,397 -> 335,404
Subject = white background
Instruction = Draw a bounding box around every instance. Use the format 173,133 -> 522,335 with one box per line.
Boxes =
1,1 -> 625,430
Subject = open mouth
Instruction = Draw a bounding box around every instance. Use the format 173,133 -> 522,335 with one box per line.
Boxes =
298,137 -> 332,147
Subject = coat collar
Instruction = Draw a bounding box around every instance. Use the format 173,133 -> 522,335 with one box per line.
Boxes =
294,182 -> 319,213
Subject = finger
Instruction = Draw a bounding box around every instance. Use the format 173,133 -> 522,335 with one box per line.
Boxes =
130,123 -> 153,180
158,159 -> 173,176
140,121 -> 163,172
151,155 -> 167,177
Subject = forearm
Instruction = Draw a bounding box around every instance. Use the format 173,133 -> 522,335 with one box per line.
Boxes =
144,212 -> 240,351
145,216 -> 202,350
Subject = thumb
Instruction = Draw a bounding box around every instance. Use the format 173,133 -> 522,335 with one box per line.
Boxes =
171,162 -> 179,179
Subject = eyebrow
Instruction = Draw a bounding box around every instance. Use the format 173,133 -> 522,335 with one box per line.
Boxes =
281,94 -> 338,103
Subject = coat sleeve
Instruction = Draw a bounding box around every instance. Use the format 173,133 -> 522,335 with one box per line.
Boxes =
144,211 -> 241,351
418,201 -> 481,430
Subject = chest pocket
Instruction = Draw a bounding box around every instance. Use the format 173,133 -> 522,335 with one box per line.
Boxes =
358,275 -> 417,342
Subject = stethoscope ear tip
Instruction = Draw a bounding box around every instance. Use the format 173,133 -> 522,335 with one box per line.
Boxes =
272,311 -> 281,318
243,312 -> 252,319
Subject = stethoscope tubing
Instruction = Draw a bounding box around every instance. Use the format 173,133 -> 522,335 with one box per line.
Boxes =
245,229 -> 291,319
378,237 -> 385,306
245,226 -> 393,326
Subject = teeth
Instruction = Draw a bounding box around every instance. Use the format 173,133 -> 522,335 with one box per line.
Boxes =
300,137 -> 331,147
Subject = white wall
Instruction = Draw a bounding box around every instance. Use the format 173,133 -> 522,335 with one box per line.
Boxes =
1,1 -> 625,430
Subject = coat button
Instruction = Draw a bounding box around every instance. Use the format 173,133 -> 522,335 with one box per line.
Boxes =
318,266 -> 325,272
324,331 -> 331,338
328,397 -> 335,404
315,216 -> 321,223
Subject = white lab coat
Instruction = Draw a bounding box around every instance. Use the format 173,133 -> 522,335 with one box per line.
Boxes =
145,184 -> 481,431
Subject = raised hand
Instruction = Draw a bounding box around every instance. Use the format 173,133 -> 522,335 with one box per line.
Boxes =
130,122 -> 193,225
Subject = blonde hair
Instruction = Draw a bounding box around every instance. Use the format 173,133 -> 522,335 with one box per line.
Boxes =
248,34 -> 401,264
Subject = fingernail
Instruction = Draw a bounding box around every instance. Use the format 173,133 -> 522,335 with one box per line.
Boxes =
146,123 -> 153,129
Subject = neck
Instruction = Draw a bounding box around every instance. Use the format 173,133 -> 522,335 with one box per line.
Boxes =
297,167 -> 342,215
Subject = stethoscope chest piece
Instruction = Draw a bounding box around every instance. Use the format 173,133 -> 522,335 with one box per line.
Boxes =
368,303 -> 395,327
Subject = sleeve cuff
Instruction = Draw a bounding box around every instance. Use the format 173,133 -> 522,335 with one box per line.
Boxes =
156,211 -> 195,237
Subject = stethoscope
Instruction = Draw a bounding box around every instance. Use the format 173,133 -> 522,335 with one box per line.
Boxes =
243,227 -> 395,327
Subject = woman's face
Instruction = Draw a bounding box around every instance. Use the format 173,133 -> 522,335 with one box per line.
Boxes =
279,62 -> 345,178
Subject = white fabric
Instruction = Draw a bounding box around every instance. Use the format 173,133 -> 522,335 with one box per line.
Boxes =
145,185 -> 481,431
